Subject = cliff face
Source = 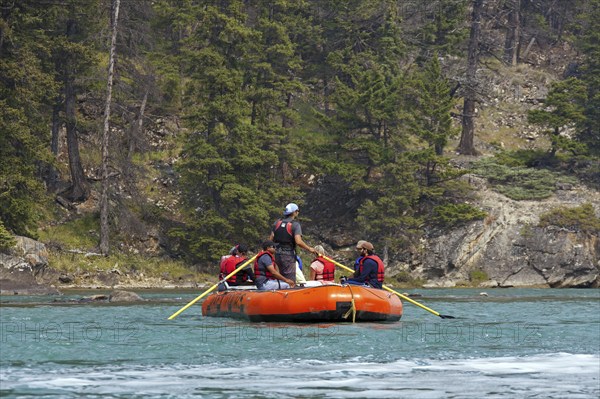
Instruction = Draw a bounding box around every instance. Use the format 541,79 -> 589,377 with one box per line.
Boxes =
405,177 -> 600,288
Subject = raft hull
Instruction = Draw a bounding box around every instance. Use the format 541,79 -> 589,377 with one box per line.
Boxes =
201,285 -> 402,322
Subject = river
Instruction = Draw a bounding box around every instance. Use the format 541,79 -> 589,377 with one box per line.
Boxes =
1,288 -> 598,398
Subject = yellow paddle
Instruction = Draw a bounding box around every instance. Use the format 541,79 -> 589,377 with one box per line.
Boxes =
168,254 -> 258,320
322,255 -> 455,319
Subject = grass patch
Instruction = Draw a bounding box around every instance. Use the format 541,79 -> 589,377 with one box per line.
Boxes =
48,250 -> 208,280
37,214 -> 99,250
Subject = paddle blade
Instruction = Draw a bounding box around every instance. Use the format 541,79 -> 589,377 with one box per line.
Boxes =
439,314 -> 455,319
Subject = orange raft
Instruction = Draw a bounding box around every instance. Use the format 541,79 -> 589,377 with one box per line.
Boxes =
201,284 -> 403,322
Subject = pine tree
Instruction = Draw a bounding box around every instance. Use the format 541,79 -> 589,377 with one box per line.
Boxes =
0,1 -> 56,236
158,1 -> 305,262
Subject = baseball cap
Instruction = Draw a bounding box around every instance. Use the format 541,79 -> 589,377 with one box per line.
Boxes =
283,203 -> 299,215
356,240 -> 374,250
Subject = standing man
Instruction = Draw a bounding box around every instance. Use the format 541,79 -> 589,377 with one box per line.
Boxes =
269,202 -> 317,282
345,240 -> 385,289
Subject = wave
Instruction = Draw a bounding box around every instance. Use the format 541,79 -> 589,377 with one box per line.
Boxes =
1,353 -> 598,398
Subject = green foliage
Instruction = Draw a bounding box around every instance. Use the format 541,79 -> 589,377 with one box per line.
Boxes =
161,1 -> 307,263
0,2 -> 56,236
0,220 -> 16,251
538,203 -> 600,234
575,0 -> 600,155
472,157 -> 578,200
409,54 -> 459,156
432,203 -> 487,228
469,269 -> 489,285
527,1 -> 600,158
528,77 -> 587,155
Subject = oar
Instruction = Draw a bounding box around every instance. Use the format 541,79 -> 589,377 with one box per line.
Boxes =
322,255 -> 455,319
168,254 -> 258,320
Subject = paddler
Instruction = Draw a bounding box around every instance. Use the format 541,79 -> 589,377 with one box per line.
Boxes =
269,203 -> 318,283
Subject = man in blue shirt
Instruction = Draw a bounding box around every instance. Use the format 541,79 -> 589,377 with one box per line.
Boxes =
345,241 -> 385,289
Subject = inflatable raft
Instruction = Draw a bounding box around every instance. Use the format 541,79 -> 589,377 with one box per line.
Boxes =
201,284 -> 403,322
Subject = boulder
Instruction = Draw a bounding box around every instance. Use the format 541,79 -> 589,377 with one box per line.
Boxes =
108,290 -> 144,302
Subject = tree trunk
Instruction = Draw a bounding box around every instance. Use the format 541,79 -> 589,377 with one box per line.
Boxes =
99,0 -> 120,255
63,18 -> 89,202
47,98 -> 62,191
458,0 -> 483,156
504,0 -> 520,66
128,88 -> 148,161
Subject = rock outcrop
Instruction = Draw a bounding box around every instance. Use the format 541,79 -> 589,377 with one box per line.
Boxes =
0,237 -> 59,295
413,179 -> 599,287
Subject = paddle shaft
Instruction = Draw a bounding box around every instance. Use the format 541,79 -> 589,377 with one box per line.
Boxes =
322,255 -> 453,319
167,254 -> 258,320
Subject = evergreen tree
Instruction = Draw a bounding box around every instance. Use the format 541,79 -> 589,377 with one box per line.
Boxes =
528,78 -> 587,156
577,0 -> 600,155
159,1 -> 304,262
0,1 -> 56,236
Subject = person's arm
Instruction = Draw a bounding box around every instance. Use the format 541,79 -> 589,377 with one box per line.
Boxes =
291,221 -> 317,255
309,264 -> 317,280
309,260 -> 323,280
243,265 -> 255,281
294,234 -> 317,255
266,264 -> 295,288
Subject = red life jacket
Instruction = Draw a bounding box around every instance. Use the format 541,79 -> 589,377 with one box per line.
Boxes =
273,219 -> 295,249
254,251 -> 276,279
222,256 -> 248,284
358,255 -> 385,286
312,256 -> 335,281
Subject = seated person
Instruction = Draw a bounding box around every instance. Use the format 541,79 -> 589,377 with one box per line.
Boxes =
295,255 -> 307,285
309,245 -> 335,282
254,240 -> 295,290
345,241 -> 384,289
219,244 -> 255,287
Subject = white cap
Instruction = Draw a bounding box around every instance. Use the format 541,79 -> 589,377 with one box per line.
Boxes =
284,203 -> 299,215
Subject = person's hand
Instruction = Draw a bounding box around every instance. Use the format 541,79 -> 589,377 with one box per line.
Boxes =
287,279 -> 296,288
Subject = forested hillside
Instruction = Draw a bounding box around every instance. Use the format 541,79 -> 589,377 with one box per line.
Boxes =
1,0 -> 598,281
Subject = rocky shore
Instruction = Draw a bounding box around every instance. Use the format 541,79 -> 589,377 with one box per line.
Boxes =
0,236 -> 207,296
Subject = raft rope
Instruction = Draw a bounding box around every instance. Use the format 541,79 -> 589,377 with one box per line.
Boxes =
342,285 -> 357,323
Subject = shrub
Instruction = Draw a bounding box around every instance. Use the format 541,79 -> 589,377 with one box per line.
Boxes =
0,220 -> 15,251
472,156 -> 578,200
538,203 -> 600,234
469,269 -> 489,284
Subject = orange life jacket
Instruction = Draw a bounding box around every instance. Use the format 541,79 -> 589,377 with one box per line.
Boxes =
358,255 -> 385,287
222,255 -> 249,284
312,256 -> 335,281
254,251 -> 276,279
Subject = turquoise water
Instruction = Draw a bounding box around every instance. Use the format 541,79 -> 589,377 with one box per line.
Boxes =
1,288 -> 599,398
